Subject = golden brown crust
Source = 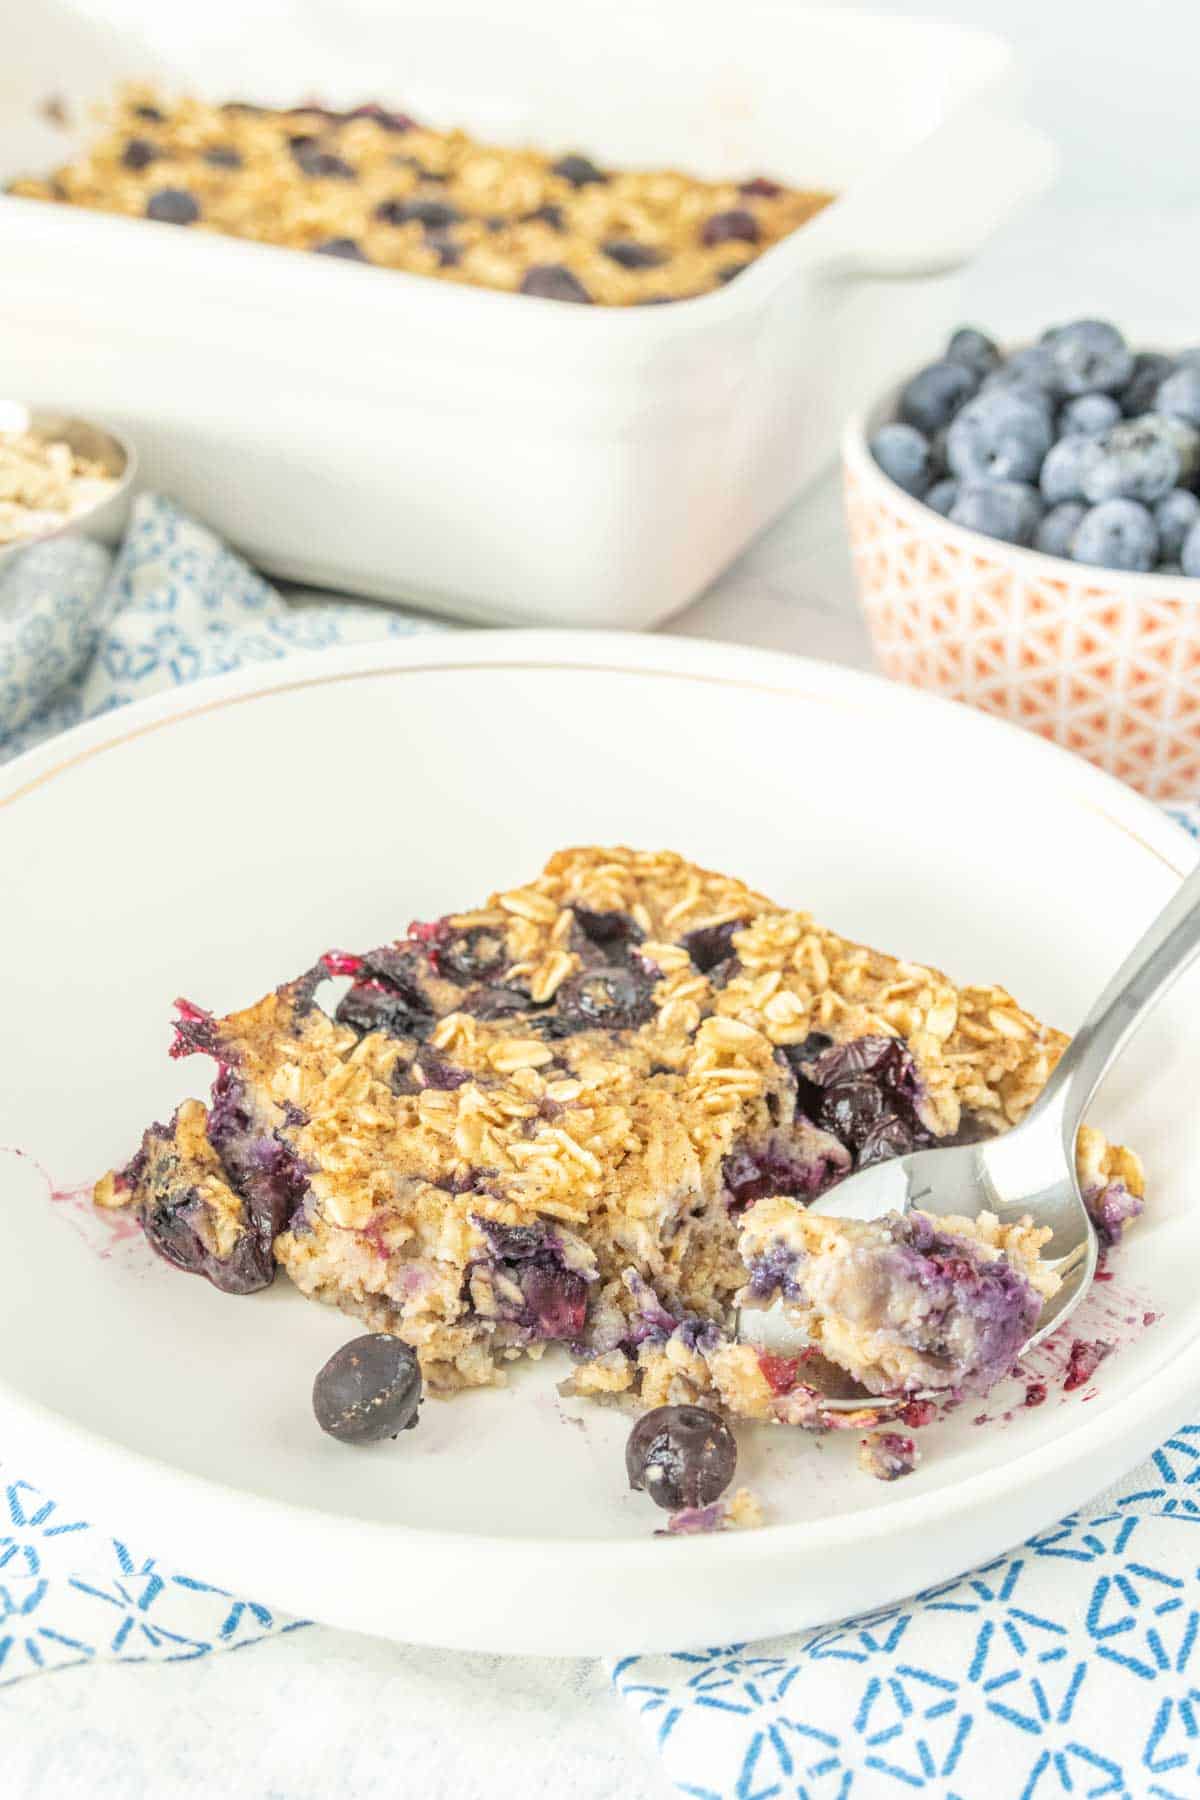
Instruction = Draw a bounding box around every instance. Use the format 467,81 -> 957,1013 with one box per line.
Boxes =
97,845 -> 1145,1407
10,86 -> 833,305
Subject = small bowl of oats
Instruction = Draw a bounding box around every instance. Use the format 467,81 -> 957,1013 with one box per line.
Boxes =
0,404 -> 135,557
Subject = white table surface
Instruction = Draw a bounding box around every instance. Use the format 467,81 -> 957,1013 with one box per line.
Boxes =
9,0 -> 1200,1789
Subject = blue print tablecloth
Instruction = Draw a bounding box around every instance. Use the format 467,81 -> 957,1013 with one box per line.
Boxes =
4,497 -> 1200,1799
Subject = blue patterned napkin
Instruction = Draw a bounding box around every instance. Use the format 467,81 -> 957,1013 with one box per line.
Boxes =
0,492 -> 452,764
5,499 -> 1200,1799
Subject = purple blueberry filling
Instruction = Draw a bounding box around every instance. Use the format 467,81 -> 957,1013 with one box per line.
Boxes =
723,1138 -> 848,1212
743,1242 -> 804,1304
1084,1180 -> 1143,1247
207,1068 -> 311,1243
680,919 -> 746,976
142,1175 -> 273,1295
620,1270 -> 723,1354
787,1034 -> 935,1171
573,907 -> 644,956
468,1216 -> 592,1342
880,1215 -> 1041,1392
551,963 -> 655,1033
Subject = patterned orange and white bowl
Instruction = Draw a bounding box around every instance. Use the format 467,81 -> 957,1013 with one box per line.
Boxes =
843,397 -> 1200,801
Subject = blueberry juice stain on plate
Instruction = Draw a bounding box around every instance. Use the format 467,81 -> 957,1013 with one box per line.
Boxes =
4,1146 -> 143,1259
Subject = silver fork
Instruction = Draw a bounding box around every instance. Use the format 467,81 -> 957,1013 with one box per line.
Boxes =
738,859 -> 1200,1407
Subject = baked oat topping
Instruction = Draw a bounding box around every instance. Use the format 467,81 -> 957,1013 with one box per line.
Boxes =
97,846 -> 1146,1454
0,427 -> 118,546
9,86 -> 834,305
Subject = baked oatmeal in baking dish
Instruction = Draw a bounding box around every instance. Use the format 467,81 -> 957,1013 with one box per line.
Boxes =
95,846 -> 1144,1457
8,88 -> 833,305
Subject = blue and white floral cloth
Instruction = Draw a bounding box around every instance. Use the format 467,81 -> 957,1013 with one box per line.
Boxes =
0,492 -> 452,764
5,496 -> 1200,1797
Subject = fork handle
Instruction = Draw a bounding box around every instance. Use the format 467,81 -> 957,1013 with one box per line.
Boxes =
1029,855 -> 1200,1154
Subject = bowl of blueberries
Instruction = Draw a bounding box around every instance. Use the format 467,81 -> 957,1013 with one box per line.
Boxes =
843,319 -> 1200,801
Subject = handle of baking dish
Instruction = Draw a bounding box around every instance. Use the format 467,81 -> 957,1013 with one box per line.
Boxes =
807,114 -> 1058,281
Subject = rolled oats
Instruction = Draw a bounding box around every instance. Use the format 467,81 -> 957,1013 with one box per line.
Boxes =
9,87 -> 834,306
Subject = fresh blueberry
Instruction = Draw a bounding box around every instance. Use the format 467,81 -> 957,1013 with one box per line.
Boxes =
1147,412 -> 1200,481
145,187 -> 200,224
1039,435 -> 1105,505
314,236 -> 368,261
201,145 -> 242,169
949,481 -> 1043,547
1182,520 -> 1200,579
944,326 -> 1001,379
121,137 -> 160,170
1034,502 -> 1087,559
898,360 -> 978,435
1121,352 -> 1174,416
625,1404 -> 737,1511
1071,499 -> 1159,572
1080,420 -> 1180,504
925,478 -> 958,516
700,209 -> 759,247
312,1334 -> 422,1443
1156,489 -> 1200,561
980,345 -> 1059,408
1059,393 -> 1121,436
869,423 -> 931,498
374,197 -> 462,230
1155,365 -> 1200,427
519,264 -> 593,303
551,153 -> 607,186
1042,319 -> 1134,396
602,240 -> 667,269
946,390 -> 1052,483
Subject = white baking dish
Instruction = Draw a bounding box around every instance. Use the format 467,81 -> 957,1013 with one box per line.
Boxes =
0,1 -> 1055,627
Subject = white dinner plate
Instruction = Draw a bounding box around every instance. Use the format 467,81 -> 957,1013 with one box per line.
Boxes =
2,631 -> 1199,1656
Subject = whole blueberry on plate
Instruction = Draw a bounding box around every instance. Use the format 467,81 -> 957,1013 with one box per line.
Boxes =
313,1333 -> 422,1443
949,480 -> 1042,547
869,422 -> 931,498
1059,393 -> 1121,436
1155,489 -> 1200,561
1071,499 -> 1159,572
1080,419 -> 1180,504
944,326 -> 1000,379
1035,501 -> 1087,558
626,1404 -> 737,1511
1156,364 -> 1200,428
1039,435 -> 1105,505
1042,319 -> 1134,395
898,360 -> 977,435
946,390 -> 1052,484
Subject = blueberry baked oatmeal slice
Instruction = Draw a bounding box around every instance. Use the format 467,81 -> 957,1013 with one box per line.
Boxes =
10,87 -> 833,306
95,847 -> 1144,1418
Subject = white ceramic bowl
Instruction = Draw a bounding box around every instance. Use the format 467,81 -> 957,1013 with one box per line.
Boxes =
2,632 -> 1199,1655
844,390 -> 1200,803
0,0 -> 1054,624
